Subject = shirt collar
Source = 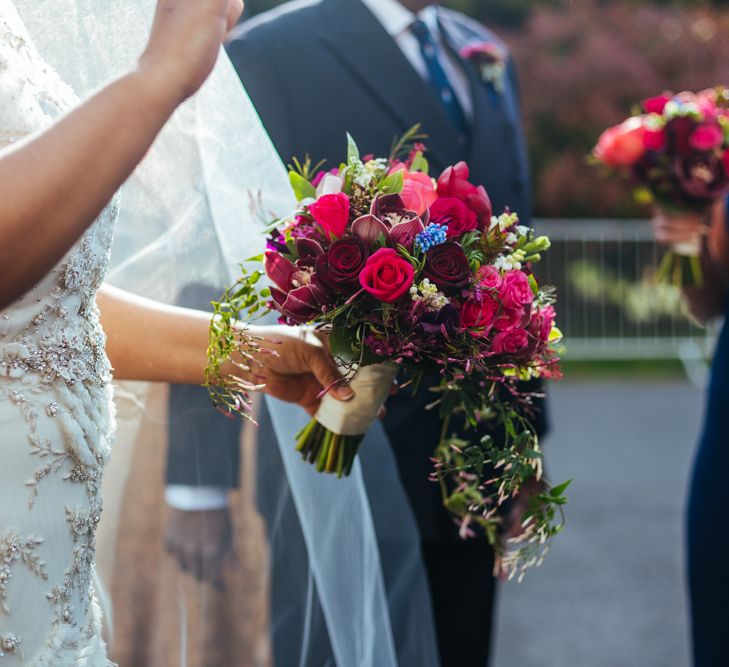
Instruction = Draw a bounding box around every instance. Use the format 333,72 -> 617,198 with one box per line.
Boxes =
360,0 -> 440,38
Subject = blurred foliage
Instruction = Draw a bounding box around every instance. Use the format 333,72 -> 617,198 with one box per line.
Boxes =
242,0 -> 729,217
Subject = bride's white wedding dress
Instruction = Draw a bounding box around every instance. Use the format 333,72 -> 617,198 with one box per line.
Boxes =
0,4 -> 116,665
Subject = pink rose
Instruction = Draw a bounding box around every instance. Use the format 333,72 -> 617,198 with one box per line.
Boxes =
437,162 -> 493,229
391,165 -> 438,215
477,265 -> 502,290
593,117 -> 648,167
494,306 -> 526,331
643,94 -> 671,115
308,193 -> 350,238
460,295 -> 498,332
536,305 -> 556,343
429,197 -> 478,238
359,248 -> 415,303
499,270 -> 534,309
690,123 -> 724,151
492,328 -> 530,355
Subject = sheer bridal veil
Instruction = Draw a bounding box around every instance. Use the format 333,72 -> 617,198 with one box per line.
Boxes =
11,1 -> 439,664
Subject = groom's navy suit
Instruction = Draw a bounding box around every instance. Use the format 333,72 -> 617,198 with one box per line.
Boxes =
167,1 -> 547,665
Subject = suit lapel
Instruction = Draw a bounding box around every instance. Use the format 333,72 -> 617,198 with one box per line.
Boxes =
319,0 -> 465,170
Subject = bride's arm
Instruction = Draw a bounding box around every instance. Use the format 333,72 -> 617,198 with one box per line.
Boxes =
0,0 -> 243,310
97,285 -> 354,415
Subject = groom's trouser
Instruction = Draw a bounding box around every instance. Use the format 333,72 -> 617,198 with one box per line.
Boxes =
256,404 -> 496,667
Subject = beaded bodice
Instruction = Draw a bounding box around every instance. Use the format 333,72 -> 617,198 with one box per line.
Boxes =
0,7 -> 117,398
0,7 -> 117,663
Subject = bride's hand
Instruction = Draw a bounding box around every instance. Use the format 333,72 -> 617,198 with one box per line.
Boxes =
651,207 -> 708,247
246,326 -> 355,416
139,0 -> 245,106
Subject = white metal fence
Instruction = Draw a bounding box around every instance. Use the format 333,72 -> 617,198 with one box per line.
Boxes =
536,218 -> 718,362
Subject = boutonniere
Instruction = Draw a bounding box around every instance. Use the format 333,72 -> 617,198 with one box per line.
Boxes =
460,41 -> 507,93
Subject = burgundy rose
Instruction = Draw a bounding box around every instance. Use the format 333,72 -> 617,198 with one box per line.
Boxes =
422,241 -> 471,294
316,237 -> 368,293
429,197 -> 478,239
665,116 -> 697,158
359,248 -> 415,303
675,152 -> 729,201
437,162 -> 493,229
418,303 -> 460,336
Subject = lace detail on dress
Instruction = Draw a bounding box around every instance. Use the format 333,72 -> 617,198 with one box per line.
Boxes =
0,4 -> 117,664
0,532 -> 48,614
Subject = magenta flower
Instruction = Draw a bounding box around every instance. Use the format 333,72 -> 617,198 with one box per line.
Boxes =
359,248 -> 415,303
308,192 -> 351,238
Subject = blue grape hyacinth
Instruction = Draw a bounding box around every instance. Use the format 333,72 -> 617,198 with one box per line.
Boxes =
415,223 -> 448,253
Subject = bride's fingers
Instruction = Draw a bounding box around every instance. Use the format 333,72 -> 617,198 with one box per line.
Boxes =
307,348 -> 354,402
226,0 -> 244,32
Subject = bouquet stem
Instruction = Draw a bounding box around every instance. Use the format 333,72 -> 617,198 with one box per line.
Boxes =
656,244 -> 703,288
295,423 -> 364,477
294,361 -> 398,477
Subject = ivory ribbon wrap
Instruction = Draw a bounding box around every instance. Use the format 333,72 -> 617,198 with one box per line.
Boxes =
315,362 -> 399,436
672,239 -> 701,257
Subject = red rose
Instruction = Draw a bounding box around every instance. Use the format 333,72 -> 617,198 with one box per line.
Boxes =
494,306 -> 526,331
643,128 -> 666,151
308,192 -> 350,238
643,94 -> 671,115
359,248 -> 415,303
429,197 -> 478,239
499,270 -> 534,309
492,328 -> 529,355
316,237 -> 368,293
593,117 -> 648,167
437,162 -> 493,229
422,241 -> 471,294
461,295 -> 498,333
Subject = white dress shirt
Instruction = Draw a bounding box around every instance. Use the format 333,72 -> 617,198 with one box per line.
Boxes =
359,0 -> 473,119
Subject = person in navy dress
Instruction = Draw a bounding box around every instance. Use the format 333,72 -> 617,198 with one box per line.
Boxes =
652,201 -> 729,667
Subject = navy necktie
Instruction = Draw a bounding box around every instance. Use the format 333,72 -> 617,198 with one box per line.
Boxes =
410,19 -> 469,140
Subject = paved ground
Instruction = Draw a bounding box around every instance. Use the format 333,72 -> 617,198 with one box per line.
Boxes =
493,380 -> 705,667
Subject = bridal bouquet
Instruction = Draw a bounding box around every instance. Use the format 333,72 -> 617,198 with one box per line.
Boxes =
207,131 -> 567,578
593,87 -> 729,286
